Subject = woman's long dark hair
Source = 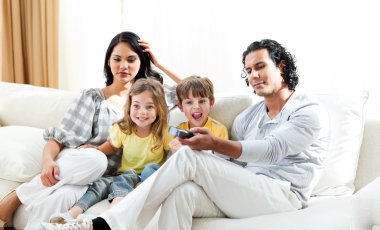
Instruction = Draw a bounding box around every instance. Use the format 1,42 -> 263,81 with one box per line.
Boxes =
103,31 -> 162,86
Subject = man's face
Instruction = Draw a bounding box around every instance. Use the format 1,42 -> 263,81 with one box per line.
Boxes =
178,92 -> 214,128
244,49 -> 285,97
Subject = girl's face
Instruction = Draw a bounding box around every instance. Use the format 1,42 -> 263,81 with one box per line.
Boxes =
109,42 -> 141,85
130,91 -> 158,133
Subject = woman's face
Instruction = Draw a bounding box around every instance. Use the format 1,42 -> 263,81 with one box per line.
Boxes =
109,42 -> 141,85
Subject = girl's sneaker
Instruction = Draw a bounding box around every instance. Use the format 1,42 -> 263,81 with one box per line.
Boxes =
40,218 -> 93,230
49,212 -> 74,224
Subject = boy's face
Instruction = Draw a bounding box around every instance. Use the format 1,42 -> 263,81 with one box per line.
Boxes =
178,92 -> 214,128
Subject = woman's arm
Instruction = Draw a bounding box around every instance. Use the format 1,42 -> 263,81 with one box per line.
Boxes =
40,139 -> 63,187
139,40 -> 182,84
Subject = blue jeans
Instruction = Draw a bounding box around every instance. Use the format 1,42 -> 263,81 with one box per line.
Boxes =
74,169 -> 139,211
140,163 -> 160,182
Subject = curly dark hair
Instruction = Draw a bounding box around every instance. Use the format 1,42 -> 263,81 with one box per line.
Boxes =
241,39 -> 299,90
103,31 -> 162,86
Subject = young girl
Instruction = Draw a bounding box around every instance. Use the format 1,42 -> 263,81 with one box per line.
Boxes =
50,78 -> 174,223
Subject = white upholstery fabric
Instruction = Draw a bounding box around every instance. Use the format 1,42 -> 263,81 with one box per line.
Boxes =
311,91 -> 369,196
0,82 -> 77,129
352,177 -> 380,230
0,126 -> 46,182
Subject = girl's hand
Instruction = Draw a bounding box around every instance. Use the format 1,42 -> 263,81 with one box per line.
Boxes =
169,138 -> 183,153
78,144 -> 98,149
138,40 -> 160,67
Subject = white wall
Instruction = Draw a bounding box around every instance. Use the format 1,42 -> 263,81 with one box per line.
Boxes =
59,0 -> 380,118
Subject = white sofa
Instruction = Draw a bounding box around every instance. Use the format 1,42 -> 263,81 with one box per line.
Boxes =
0,81 -> 379,230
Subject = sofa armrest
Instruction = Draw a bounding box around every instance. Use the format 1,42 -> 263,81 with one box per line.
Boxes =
354,119 -> 380,191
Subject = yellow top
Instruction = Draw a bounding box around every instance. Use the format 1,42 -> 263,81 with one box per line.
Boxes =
109,124 -> 173,174
177,117 -> 228,140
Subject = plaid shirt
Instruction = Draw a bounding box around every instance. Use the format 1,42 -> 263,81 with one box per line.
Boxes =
43,85 -> 177,176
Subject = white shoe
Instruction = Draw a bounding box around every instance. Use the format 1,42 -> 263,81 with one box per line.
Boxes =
40,218 -> 93,230
49,212 -> 74,224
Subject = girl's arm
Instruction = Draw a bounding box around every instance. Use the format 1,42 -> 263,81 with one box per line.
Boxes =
80,140 -> 119,155
97,140 -> 119,155
139,40 -> 182,84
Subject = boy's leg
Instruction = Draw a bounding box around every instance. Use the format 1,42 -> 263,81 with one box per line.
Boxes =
140,163 -> 160,182
100,146 -> 301,230
108,170 -> 139,201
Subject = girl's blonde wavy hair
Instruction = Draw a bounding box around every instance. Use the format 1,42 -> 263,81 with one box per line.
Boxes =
117,78 -> 168,151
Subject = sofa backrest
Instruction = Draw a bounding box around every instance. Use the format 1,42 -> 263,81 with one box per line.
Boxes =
0,82 -> 78,128
0,82 -> 252,134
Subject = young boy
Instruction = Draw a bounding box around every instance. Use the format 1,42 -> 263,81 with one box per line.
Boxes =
175,75 -> 227,141
141,75 -> 228,179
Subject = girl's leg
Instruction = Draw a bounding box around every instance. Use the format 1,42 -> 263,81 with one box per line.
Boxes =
140,163 -> 160,182
108,170 -> 139,202
100,146 -> 301,230
73,177 -> 113,216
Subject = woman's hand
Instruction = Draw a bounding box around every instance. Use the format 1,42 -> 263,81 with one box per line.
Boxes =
40,160 -> 60,187
78,144 -> 98,149
138,39 -> 182,83
139,40 -> 160,67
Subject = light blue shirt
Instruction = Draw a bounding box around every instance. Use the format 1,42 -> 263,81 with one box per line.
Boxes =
231,91 -> 330,207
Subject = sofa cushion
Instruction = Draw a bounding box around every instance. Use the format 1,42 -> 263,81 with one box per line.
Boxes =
0,126 -> 46,182
311,91 -> 369,196
0,82 -> 77,129
352,177 -> 380,229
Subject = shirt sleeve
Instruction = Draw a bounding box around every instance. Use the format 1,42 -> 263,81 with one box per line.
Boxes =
109,124 -> 124,149
43,89 -> 100,148
238,102 -> 327,164
163,127 -> 175,152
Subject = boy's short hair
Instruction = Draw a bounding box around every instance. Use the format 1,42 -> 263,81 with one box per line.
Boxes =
176,75 -> 214,104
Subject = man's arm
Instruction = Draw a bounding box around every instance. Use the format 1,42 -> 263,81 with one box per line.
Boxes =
178,127 -> 242,159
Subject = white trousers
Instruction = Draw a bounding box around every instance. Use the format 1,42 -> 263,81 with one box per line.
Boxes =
16,148 -> 107,229
101,146 -> 301,230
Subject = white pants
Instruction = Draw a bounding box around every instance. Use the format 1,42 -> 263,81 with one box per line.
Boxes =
16,148 -> 107,229
101,146 -> 301,230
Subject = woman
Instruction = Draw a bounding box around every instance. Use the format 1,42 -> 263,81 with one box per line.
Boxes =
0,31 -> 180,230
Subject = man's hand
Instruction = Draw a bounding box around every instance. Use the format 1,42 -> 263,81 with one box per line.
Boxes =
178,127 -> 215,151
40,160 -> 60,187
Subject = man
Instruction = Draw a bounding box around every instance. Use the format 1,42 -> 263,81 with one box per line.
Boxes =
42,39 -> 329,230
